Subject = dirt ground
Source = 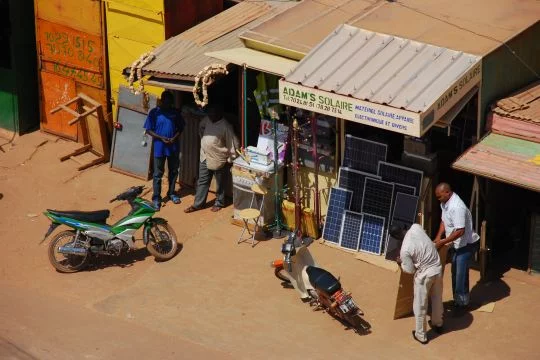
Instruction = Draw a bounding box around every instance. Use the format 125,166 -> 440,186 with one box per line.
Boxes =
1,132 -> 540,359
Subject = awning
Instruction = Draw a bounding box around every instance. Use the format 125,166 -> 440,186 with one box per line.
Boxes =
434,86 -> 479,134
279,24 -> 482,137
205,47 -> 297,76
146,77 -> 194,92
453,133 -> 540,192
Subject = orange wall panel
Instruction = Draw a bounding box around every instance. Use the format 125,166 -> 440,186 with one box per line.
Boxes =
39,71 -> 78,140
34,0 -> 103,36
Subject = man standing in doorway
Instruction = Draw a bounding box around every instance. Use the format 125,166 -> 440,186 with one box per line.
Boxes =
391,224 -> 444,345
144,90 -> 185,210
184,103 -> 239,213
434,183 -> 480,310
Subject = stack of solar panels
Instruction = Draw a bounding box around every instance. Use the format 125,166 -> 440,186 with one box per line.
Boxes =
322,134 -> 423,257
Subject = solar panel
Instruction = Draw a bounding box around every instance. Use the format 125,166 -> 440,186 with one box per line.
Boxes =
378,161 -> 424,196
392,192 -> 419,225
338,167 -> 381,212
390,183 -> 416,222
384,234 -> 401,261
361,177 -> 394,232
343,135 -> 387,174
359,213 -> 385,255
322,187 -> 353,243
339,211 -> 363,251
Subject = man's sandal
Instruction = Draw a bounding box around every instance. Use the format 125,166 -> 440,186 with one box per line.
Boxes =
184,205 -> 199,213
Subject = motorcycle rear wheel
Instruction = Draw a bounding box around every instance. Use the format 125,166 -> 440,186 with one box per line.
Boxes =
145,220 -> 178,261
345,312 -> 370,332
48,230 -> 89,273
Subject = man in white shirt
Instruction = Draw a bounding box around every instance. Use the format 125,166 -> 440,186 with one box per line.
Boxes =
184,103 -> 239,213
391,223 -> 444,345
434,183 -> 480,308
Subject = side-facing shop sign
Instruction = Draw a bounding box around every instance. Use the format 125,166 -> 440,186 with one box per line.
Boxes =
279,80 -> 421,137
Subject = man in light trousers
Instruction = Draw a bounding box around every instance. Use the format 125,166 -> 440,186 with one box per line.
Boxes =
391,224 -> 444,345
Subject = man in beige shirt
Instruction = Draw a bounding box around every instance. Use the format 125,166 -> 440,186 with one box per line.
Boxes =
391,223 -> 444,345
185,103 -> 239,213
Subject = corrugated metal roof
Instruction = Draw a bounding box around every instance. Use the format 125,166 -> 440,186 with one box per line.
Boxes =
491,80 -> 540,124
141,1 -> 297,80
453,133 -> 540,193
240,0 -> 540,58
285,24 -> 481,113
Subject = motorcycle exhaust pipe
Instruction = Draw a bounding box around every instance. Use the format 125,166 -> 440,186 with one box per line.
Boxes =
58,246 -> 87,256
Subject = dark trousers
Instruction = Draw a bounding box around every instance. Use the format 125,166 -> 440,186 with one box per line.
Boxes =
152,154 -> 179,201
193,160 -> 229,209
451,241 -> 479,306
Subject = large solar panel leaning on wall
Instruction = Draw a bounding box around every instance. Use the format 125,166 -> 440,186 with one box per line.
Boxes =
385,192 -> 420,260
339,211 -> 363,251
377,161 -> 424,196
343,134 -> 388,174
359,213 -> 386,255
338,167 -> 381,212
322,187 -> 353,243
361,178 -> 394,233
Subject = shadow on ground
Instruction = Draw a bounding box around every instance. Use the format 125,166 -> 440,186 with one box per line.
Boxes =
85,243 -> 184,271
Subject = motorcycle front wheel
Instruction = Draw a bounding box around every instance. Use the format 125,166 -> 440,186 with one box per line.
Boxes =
144,219 -> 178,261
48,230 -> 89,273
274,267 -> 292,284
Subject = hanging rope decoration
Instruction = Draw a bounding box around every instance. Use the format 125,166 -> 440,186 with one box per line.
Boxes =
127,52 -> 155,95
193,64 -> 229,107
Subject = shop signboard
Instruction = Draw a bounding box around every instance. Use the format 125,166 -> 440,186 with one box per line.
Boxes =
421,62 -> 482,135
279,60 -> 482,138
279,80 -> 421,137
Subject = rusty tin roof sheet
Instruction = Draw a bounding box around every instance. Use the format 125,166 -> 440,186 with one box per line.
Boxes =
142,1 -> 297,80
284,24 -> 481,113
240,0 -> 540,58
491,81 -> 540,124
453,133 -> 540,192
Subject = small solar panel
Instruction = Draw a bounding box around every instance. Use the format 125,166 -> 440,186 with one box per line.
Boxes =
343,135 -> 387,174
361,177 -> 394,230
359,213 -> 385,255
384,234 -> 401,261
378,161 -> 424,196
338,167 -> 381,212
390,183 -> 416,222
322,187 -> 353,243
392,192 -> 419,225
339,211 -> 363,251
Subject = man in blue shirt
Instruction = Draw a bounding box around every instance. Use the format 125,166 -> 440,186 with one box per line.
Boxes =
144,91 -> 185,210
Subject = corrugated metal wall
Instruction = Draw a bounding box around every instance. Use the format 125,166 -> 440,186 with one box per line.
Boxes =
480,21 -> 540,133
105,0 -> 166,123
179,109 -> 202,187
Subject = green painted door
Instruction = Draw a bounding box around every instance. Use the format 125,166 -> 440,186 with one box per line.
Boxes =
0,69 -> 17,132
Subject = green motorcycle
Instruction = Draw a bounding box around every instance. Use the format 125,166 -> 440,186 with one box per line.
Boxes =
43,186 -> 178,273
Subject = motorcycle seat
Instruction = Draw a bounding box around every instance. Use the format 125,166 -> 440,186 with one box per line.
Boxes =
306,266 -> 341,295
47,209 -> 110,224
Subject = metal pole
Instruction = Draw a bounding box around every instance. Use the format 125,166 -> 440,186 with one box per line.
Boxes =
311,113 -> 320,229
292,117 -> 302,237
243,65 -> 247,147
272,113 -> 283,237
240,65 -> 245,149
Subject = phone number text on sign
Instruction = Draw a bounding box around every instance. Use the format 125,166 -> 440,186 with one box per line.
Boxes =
39,19 -> 103,73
